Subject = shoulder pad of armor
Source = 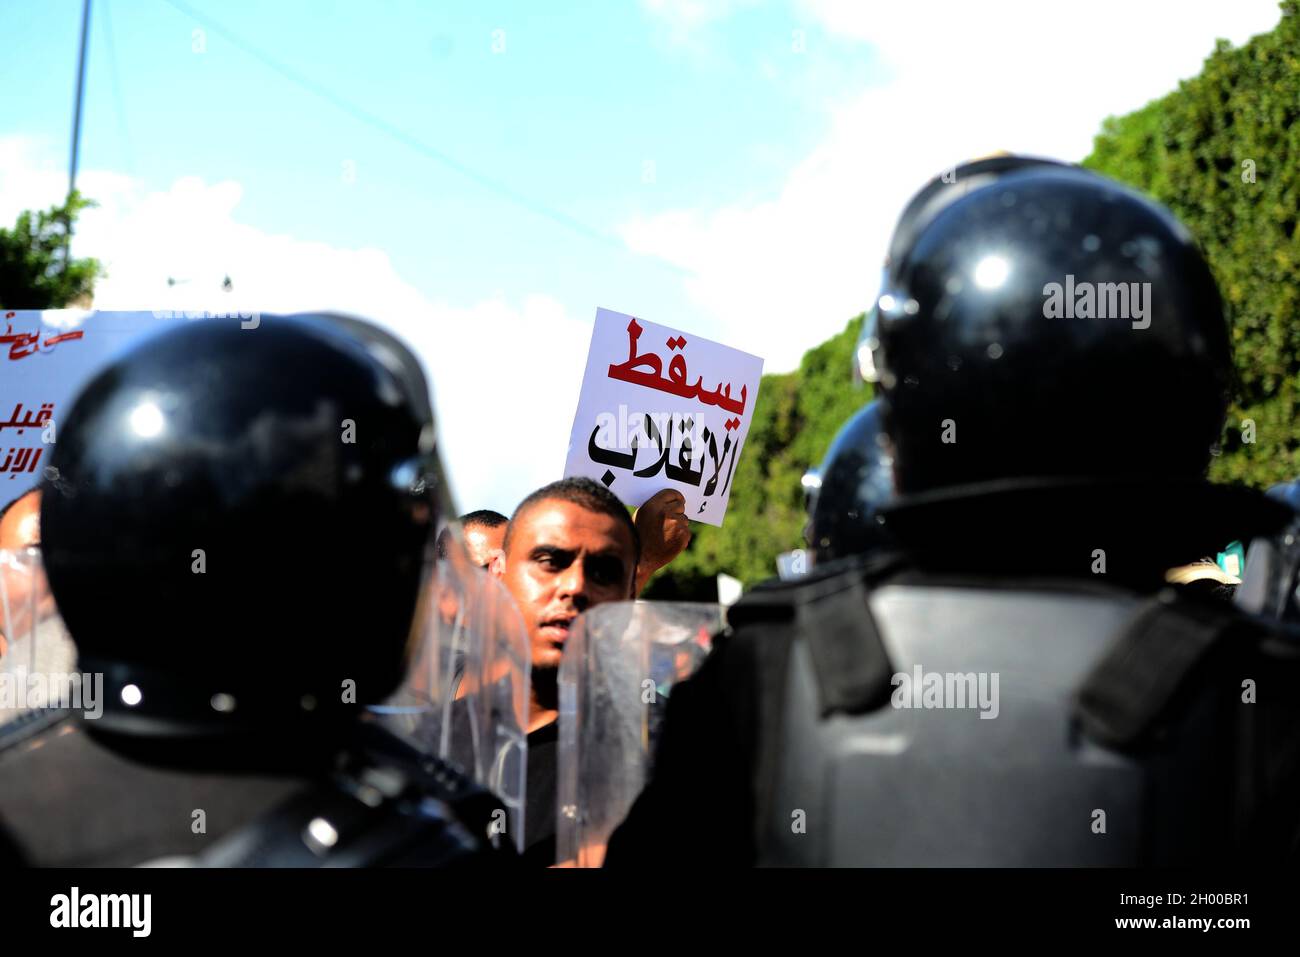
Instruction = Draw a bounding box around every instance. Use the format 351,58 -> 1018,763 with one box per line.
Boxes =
731,551 -> 904,625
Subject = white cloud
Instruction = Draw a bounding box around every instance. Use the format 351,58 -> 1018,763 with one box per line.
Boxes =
641,0 -> 760,45
623,0 -> 1286,371
0,136 -> 587,515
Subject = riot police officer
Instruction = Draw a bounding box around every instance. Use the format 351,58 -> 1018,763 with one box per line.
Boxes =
802,400 -> 894,567
606,163 -> 1300,866
0,314 -> 517,866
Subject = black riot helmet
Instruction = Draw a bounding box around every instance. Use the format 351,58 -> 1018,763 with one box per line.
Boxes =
804,400 -> 895,565
873,165 -> 1233,495
855,154 -> 1069,385
40,314 -> 447,760
885,154 -> 1071,278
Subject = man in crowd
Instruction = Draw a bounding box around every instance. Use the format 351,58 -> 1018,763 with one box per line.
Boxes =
0,489 -> 40,554
490,479 -> 690,863
0,488 -> 77,728
0,488 -> 45,664
459,509 -> 508,568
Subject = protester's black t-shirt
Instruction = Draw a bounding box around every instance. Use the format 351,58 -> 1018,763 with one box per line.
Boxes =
523,721 -> 558,866
418,682 -> 558,866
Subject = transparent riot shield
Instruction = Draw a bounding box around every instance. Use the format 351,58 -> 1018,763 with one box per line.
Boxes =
0,547 -> 79,726
556,600 -> 724,867
369,525 -> 531,852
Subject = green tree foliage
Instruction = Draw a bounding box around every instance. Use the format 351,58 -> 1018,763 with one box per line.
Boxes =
645,315 -> 869,595
0,191 -> 102,308
1083,0 -> 1300,487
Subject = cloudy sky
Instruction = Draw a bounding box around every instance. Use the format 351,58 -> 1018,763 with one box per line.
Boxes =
0,0 -> 1286,513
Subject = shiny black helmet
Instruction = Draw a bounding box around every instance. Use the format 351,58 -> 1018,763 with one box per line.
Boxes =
804,401 -> 895,564
885,154 -> 1071,280
855,154 -> 1070,384
873,165 -> 1232,495
40,314 -> 446,756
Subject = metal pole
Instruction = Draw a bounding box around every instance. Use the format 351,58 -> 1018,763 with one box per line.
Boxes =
66,0 -> 93,268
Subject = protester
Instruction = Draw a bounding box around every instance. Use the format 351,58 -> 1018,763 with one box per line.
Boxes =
0,488 -> 80,724
488,478 -> 638,864
0,489 -> 40,553
459,509 -> 509,568
489,479 -> 690,863
0,489 -> 43,659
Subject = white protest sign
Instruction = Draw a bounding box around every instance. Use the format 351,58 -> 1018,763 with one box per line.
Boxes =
0,310 -> 226,510
563,308 -> 764,527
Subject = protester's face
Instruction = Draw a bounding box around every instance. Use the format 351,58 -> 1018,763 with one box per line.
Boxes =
0,490 -> 41,551
464,522 -> 506,568
494,500 -> 637,672
0,490 -> 43,658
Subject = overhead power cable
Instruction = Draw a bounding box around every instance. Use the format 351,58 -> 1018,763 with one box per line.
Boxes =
156,0 -> 686,275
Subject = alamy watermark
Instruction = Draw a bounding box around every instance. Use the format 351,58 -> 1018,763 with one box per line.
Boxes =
0,668 -> 103,718
50,887 -> 150,937
1043,274 -> 1150,330
591,404 -> 738,452
891,665 -> 999,719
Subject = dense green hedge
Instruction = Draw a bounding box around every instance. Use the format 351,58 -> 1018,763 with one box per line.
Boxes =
652,1 -> 1299,593
1084,0 -> 1300,486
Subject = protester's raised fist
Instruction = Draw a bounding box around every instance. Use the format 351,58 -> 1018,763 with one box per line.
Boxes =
633,488 -> 691,594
